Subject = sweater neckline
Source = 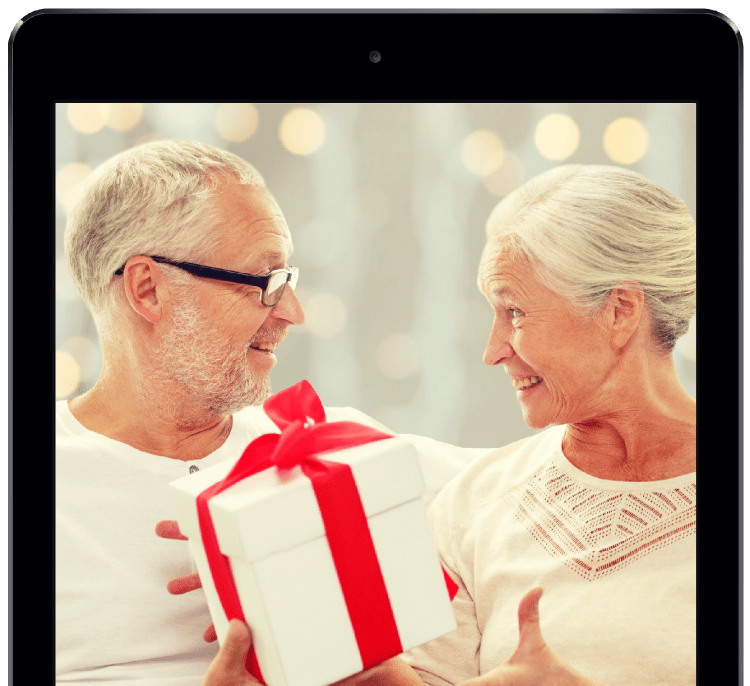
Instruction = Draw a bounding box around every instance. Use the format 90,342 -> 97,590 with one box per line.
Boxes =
56,399 -> 260,469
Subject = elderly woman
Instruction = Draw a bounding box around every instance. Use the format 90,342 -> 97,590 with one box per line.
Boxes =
201,164 -> 696,686
398,164 -> 697,686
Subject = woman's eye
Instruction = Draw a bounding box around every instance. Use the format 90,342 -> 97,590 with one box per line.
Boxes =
509,308 -> 524,319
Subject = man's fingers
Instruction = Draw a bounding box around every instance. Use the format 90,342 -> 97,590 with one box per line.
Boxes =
156,520 -> 188,540
515,587 -> 545,655
167,573 -> 203,594
204,623 -> 218,643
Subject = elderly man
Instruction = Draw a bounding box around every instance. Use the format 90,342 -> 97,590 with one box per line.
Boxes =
57,140 -> 482,685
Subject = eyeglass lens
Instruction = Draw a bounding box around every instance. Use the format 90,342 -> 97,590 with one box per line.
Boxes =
266,269 -> 298,306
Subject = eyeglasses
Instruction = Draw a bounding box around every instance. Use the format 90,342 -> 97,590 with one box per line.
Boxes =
114,256 -> 299,307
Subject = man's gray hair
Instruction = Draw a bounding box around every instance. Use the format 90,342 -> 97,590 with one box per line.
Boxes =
64,139 -> 265,339
485,164 -> 696,352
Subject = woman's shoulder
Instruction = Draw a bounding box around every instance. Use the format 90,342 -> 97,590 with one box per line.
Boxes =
429,425 -> 566,527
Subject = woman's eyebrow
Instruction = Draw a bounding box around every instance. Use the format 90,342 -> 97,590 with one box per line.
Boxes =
490,287 -> 519,303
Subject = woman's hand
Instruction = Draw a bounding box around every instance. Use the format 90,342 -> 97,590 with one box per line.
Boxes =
459,588 -> 609,686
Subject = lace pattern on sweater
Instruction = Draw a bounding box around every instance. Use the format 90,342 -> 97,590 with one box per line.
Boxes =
509,461 -> 696,581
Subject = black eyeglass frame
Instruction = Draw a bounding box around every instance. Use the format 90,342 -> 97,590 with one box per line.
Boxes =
114,256 -> 298,307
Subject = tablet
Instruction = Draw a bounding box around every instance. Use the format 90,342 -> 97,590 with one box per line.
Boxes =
11,10 -> 740,685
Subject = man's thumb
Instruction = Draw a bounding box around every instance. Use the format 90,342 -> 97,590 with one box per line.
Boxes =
218,620 -> 252,670
202,620 -> 254,686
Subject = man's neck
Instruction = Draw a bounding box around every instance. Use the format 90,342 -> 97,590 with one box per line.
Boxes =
68,384 -> 235,462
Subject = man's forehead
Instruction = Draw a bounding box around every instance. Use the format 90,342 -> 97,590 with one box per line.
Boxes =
201,184 -> 293,275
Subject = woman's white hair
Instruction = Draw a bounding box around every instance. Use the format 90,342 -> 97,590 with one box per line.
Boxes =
486,164 -> 696,352
64,139 -> 265,340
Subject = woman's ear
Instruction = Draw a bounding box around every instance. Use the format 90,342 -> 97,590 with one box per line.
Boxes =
607,282 -> 645,351
121,257 -> 164,324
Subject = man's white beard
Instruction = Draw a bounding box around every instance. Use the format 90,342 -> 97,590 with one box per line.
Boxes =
142,290 -> 279,427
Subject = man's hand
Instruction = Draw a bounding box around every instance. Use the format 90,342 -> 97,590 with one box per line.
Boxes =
202,619 -> 261,686
459,588 -> 609,686
155,519 -> 217,642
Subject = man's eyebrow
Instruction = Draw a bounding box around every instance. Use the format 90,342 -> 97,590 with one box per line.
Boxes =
243,250 -> 289,273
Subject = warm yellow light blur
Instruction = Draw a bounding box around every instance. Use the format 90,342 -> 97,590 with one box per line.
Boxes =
376,334 -> 420,379
304,293 -> 346,338
61,336 -> 102,381
106,103 -> 144,132
602,117 -> 649,164
67,103 -> 111,134
216,103 -> 259,142
483,151 -> 526,197
461,130 -> 505,176
56,351 -> 81,398
534,113 -> 580,161
278,108 -> 325,155
56,163 -> 92,215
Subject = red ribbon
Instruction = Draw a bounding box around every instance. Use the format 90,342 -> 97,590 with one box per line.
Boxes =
196,381 -> 403,683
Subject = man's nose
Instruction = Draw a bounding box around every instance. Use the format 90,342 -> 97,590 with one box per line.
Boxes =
271,285 -> 305,325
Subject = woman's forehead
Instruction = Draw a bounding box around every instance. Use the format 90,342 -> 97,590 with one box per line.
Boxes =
478,238 -> 525,280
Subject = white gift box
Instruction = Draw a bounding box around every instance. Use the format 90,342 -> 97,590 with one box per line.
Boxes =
169,436 -> 456,686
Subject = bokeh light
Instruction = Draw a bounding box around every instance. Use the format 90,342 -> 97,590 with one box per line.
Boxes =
460,130 -> 505,176
61,336 -> 102,381
376,334 -> 420,379
56,351 -> 81,398
106,103 -> 144,132
216,103 -> 259,142
304,292 -> 347,338
602,117 -> 649,164
483,151 -> 526,197
67,103 -> 111,134
56,162 -> 92,215
278,107 -> 326,155
534,113 -> 580,161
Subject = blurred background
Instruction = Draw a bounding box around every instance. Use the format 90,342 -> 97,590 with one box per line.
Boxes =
55,102 -> 696,449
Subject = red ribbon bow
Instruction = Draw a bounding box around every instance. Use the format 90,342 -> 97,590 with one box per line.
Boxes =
196,381 -> 402,683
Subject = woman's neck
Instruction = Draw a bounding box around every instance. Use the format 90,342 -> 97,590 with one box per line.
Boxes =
562,359 -> 696,482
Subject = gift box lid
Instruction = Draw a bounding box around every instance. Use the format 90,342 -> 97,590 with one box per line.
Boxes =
170,436 -> 426,563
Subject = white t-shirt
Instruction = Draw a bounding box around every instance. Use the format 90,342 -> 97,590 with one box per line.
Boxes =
402,425 -> 696,686
55,400 -> 489,684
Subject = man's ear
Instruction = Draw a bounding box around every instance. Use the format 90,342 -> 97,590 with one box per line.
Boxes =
121,257 -> 165,324
606,282 -> 645,351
